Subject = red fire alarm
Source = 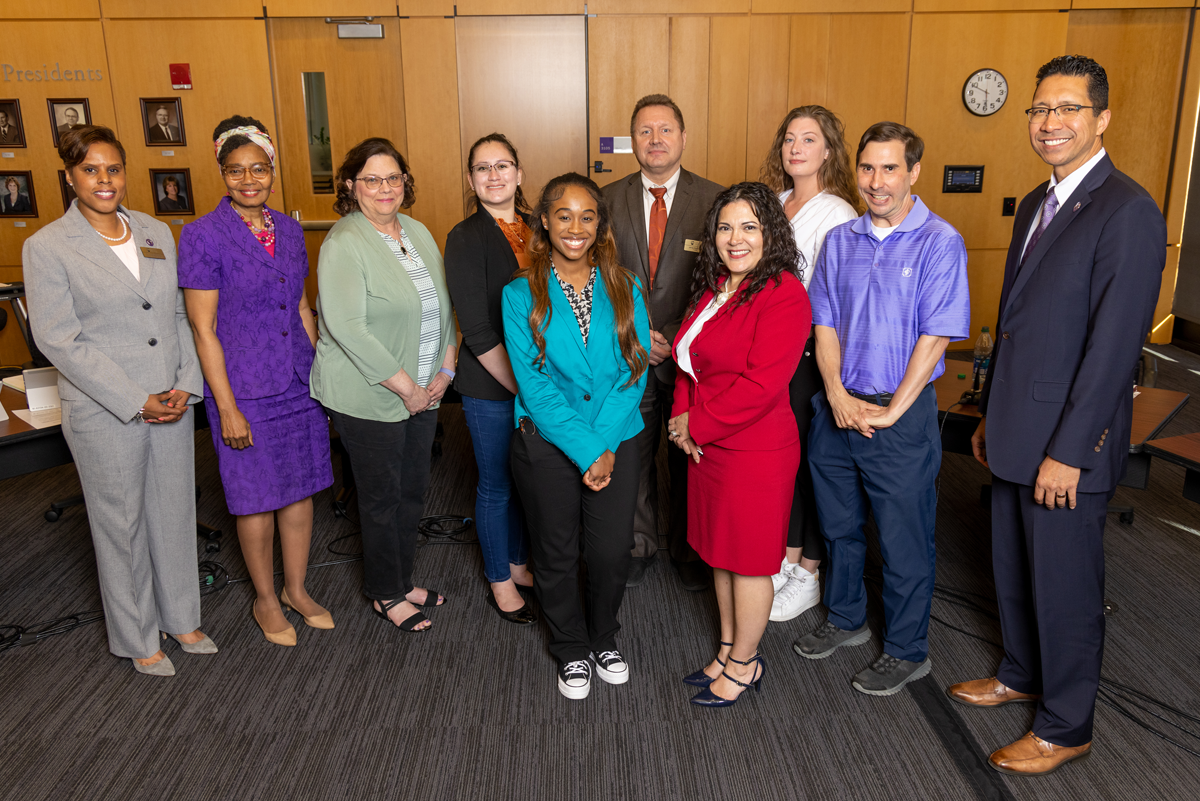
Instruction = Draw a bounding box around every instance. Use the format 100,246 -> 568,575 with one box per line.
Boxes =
170,64 -> 192,90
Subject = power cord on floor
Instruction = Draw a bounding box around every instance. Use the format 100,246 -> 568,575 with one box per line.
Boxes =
929,579 -> 1200,759
0,610 -> 105,653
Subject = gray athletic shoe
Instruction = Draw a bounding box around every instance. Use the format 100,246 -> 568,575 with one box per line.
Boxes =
852,654 -> 932,696
793,619 -> 872,660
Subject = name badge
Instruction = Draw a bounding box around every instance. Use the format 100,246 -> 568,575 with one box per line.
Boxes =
140,247 -> 166,260
684,239 -> 701,253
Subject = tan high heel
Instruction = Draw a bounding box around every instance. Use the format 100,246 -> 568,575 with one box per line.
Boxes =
252,599 -> 297,646
280,587 -> 334,630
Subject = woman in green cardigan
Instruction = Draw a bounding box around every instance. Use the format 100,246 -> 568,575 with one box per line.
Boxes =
311,138 -> 457,632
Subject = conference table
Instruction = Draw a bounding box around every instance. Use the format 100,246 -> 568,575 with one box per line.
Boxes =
0,383 -> 73,482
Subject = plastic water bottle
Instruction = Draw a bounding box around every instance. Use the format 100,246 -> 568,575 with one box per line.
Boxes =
972,327 -> 993,391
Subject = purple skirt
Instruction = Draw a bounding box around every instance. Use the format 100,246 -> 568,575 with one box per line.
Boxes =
206,371 -> 333,516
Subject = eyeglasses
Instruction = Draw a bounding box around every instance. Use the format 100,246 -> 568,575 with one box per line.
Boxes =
1024,105 -> 1095,123
223,165 -> 272,180
470,161 -> 514,177
355,174 -> 405,190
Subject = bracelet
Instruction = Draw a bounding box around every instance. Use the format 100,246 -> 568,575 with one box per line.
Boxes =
438,367 -> 456,380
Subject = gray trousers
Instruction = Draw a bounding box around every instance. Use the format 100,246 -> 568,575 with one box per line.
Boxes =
60,397 -> 201,659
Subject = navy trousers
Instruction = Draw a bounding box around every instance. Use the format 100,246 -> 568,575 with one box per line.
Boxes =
808,385 -> 940,662
991,476 -> 1111,747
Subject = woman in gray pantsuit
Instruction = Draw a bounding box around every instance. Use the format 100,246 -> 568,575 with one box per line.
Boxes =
23,126 -> 217,676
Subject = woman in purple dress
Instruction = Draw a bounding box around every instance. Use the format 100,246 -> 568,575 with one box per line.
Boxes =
179,115 -> 334,646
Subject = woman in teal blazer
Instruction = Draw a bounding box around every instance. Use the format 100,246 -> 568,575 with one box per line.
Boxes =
503,173 -> 650,701
311,138 -> 457,633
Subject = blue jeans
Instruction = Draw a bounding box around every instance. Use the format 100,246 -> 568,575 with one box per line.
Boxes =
462,395 -> 528,583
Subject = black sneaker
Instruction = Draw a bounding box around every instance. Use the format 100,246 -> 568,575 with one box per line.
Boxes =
793,619 -> 872,660
591,650 -> 629,684
558,659 -> 592,700
852,654 -> 932,696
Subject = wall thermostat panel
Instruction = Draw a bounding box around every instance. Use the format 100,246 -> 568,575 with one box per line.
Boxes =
943,165 -> 984,193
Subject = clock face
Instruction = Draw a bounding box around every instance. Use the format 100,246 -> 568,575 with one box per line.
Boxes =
963,69 -> 1008,117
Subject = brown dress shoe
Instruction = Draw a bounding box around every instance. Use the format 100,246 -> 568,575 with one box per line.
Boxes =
989,732 -> 1091,776
946,677 -> 1041,708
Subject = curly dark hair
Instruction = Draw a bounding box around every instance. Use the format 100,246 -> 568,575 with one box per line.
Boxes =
59,125 -> 126,171
333,137 -> 416,217
688,182 -> 800,312
213,114 -> 271,164
1036,54 -> 1109,112
520,173 -> 648,388
466,132 -> 530,215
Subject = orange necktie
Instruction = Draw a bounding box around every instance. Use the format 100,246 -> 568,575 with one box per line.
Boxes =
648,186 -> 668,289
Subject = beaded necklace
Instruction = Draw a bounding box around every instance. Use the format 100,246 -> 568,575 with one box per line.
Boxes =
236,206 -> 276,252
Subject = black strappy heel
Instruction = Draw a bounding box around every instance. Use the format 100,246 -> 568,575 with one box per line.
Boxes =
372,598 -> 430,632
689,652 -> 767,707
683,640 -> 733,687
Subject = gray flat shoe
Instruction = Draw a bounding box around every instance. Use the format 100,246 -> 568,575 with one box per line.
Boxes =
167,632 -> 218,654
131,655 -> 176,676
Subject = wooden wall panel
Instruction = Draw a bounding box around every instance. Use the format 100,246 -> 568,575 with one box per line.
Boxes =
1065,8 -> 1190,210
826,13 -> 911,150
456,16 -> 588,207
586,16 -> 670,187
0,0 -> 98,18
746,15 -> 792,180
906,11 -> 1068,251
0,267 -> 32,368
1072,0 -> 1190,9
1167,19 -> 1200,245
593,1 -> 749,12
399,17 -> 463,248
916,0 -> 1064,11
787,15 -> 829,110
0,20 -> 117,265
669,15 -> 712,180
264,0 -> 404,15
100,0 -> 262,17
268,17 -> 406,223
754,0 -> 909,11
707,15 -> 750,187
962,249 -> 1007,346
1150,245 -> 1181,344
103,18 -> 276,241
456,0 -> 583,13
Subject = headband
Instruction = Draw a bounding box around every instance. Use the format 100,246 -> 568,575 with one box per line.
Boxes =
214,126 -> 276,165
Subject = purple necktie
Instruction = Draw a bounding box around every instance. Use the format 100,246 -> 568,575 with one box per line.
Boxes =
1021,189 -> 1059,266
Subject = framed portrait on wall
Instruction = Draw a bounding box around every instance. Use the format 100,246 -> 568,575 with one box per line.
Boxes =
58,170 -> 77,213
0,100 -> 26,148
47,98 -> 92,147
141,98 -> 186,146
0,171 -> 38,217
150,168 -> 194,216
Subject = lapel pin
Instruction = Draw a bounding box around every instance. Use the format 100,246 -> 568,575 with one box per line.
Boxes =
146,239 -> 154,246
1073,203 -> 1081,212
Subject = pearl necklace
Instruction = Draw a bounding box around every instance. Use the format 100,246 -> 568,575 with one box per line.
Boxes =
95,213 -> 129,243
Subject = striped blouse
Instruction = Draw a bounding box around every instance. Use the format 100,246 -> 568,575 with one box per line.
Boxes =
378,228 -> 441,386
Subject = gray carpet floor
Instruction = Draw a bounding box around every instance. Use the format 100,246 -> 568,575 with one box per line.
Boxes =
2,346 -> 1200,800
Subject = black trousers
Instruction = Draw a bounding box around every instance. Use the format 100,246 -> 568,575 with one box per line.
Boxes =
787,333 -> 825,561
327,408 -> 437,600
511,425 -> 639,664
631,368 -> 697,561
992,476 -> 1111,747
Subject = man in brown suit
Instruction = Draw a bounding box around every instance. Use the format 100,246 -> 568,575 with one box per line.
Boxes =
602,94 -> 723,590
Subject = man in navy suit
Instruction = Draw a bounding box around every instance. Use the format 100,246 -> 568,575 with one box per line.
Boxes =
946,55 -> 1166,776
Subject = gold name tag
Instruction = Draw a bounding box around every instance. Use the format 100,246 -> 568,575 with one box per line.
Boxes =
140,247 -> 166,259
684,239 -> 701,253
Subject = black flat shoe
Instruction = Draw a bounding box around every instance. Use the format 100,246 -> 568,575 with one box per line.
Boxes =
372,598 -> 430,632
486,591 -> 537,626
410,588 -> 445,608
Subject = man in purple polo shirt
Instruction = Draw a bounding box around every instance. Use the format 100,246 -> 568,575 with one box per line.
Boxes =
793,121 -> 970,696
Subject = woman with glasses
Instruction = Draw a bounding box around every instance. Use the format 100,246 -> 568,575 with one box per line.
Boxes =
311,137 -> 457,633
178,115 -> 334,647
444,134 -> 536,625
758,106 -> 860,624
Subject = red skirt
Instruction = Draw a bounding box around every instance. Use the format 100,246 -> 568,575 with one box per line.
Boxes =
687,441 -> 801,576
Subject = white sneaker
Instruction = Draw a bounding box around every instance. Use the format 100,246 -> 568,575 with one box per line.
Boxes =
770,567 -> 821,622
770,557 -> 794,593
591,650 -> 629,684
558,659 -> 592,699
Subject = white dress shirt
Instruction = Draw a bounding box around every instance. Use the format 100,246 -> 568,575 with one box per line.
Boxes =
1021,147 -> 1107,257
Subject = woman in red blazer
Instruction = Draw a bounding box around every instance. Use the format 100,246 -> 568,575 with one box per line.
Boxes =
668,182 -> 810,707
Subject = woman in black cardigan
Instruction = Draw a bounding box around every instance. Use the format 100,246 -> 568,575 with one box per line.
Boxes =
444,133 -> 536,625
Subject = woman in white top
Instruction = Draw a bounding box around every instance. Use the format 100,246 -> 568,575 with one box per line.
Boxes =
759,105 -> 862,623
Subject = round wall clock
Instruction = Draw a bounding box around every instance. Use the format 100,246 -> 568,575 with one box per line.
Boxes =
962,69 -> 1008,117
